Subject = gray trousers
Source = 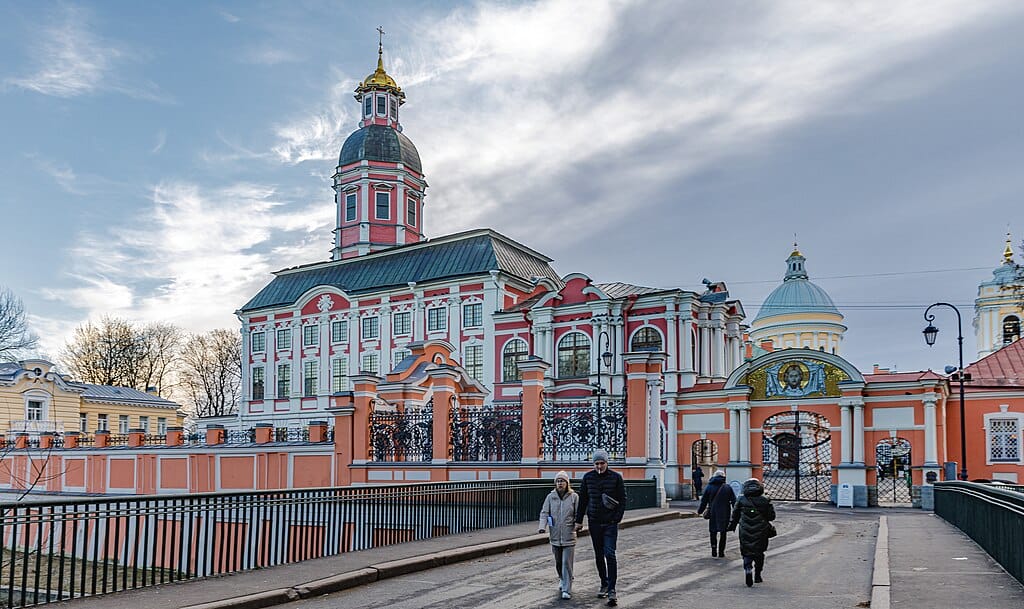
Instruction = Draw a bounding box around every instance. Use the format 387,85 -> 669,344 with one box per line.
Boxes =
552,545 -> 576,593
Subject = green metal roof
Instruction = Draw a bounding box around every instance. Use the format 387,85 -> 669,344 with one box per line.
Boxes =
239,229 -> 560,313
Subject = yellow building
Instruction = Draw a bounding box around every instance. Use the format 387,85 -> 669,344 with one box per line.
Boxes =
973,232 -> 1023,358
0,359 -> 183,438
749,244 -> 847,354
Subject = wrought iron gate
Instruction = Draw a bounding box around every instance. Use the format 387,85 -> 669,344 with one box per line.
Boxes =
761,410 -> 832,501
875,438 -> 912,504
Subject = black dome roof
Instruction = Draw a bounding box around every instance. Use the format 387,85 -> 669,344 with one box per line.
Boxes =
338,125 -> 422,173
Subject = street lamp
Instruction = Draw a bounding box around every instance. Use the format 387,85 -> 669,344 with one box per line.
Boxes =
922,302 -> 968,481
594,331 -> 613,446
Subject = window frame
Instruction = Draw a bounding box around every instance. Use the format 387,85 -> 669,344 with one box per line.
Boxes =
139,416 -> 149,434
630,326 -> 663,352
118,415 -> 130,434
302,324 -> 319,347
251,331 -> 266,353
80,413 -> 88,433
331,356 -> 350,393
375,191 -> 390,220
502,338 -> 529,382
988,415 -> 1022,463
331,320 -> 349,343
363,96 -> 372,117
427,306 -> 447,332
157,417 -> 167,435
462,302 -> 483,328
361,316 -> 380,340
1004,315 -> 1022,344
464,344 -> 483,381
277,363 -> 291,398
376,94 -> 387,116
97,414 -> 109,432
407,196 -> 417,226
26,400 -> 43,421
393,348 -> 412,368
276,328 -> 292,351
252,366 -> 265,400
557,331 -> 592,378
345,192 -> 358,222
392,311 -> 412,336
303,360 -> 318,397
362,352 -> 380,375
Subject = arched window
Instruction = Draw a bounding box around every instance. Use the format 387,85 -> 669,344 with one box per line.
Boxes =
557,332 -> 591,378
502,339 -> 529,382
631,327 -> 663,352
1004,315 -> 1021,345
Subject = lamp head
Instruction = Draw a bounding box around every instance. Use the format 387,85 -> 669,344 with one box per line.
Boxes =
923,324 -> 939,346
602,351 -> 613,368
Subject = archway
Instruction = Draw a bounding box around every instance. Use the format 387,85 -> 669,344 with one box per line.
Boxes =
875,437 -> 912,505
761,411 -> 832,501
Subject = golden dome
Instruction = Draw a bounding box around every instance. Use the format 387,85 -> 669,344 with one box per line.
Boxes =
355,50 -> 404,98
1004,230 -> 1015,265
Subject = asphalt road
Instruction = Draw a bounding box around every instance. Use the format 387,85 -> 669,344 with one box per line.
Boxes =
295,504 -> 880,609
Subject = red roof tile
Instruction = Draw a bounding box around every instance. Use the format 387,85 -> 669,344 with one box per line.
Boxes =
964,339 -> 1024,387
863,371 -> 944,383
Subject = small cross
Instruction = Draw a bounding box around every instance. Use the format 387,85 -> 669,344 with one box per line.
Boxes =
377,26 -> 385,51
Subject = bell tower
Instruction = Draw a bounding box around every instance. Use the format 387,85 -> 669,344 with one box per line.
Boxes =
332,28 -> 426,260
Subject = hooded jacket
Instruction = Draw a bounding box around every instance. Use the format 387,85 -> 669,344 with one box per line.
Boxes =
728,479 -> 776,555
697,474 -> 735,532
539,486 -> 580,546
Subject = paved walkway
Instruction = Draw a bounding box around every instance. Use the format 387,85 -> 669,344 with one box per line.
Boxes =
57,503 -> 1022,609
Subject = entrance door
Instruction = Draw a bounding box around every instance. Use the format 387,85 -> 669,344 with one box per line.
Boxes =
761,411 -> 832,501
875,438 -> 912,505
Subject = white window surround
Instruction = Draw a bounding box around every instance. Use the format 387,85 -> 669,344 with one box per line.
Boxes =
629,325 -> 664,350
22,390 -> 51,422
985,411 -> 1024,465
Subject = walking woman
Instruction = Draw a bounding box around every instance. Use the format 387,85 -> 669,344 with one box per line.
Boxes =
697,470 -> 735,557
728,477 -> 777,587
539,471 -> 580,599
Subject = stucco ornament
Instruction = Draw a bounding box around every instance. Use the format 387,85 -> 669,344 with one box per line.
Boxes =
316,295 -> 334,313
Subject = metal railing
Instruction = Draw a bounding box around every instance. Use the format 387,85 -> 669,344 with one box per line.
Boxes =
540,400 -> 627,461
0,479 -> 657,607
8,421 -> 64,435
450,402 -> 522,461
934,481 -> 1024,585
369,404 -> 433,462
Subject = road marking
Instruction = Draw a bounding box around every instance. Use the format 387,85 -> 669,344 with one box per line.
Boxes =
871,515 -> 891,609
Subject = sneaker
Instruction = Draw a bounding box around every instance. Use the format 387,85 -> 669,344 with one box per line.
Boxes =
561,591 -> 571,600
745,570 -> 754,588
607,590 -> 618,606
598,584 -> 608,598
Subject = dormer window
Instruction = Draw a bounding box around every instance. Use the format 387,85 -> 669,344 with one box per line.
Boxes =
363,96 -> 372,118
376,94 -> 387,116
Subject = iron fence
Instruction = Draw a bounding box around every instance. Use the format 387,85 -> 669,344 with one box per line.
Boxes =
106,435 -> 129,447
225,429 -> 256,444
369,402 -> 433,462
449,402 -> 522,461
143,435 -> 166,446
540,400 -> 627,461
0,478 -> 657,607
274,427 -> 309,443
934,481 -> 1024,586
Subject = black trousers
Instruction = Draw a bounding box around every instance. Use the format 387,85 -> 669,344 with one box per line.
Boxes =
742,553 -> 765,574
710,531 -> 727,554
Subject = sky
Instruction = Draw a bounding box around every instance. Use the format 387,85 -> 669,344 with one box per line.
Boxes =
1,0 -> 1023,375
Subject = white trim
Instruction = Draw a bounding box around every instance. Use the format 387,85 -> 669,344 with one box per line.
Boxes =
984,411 -> 1024,465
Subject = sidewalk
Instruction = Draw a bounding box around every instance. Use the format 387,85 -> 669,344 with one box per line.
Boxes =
58,508 -> 685,609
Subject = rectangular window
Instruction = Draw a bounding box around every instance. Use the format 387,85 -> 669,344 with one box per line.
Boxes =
463,303 -> 483,328
97,414 -> 109,432
251,331 -> 266,353
392,311 -> 411,336
80,413 -> 88,433
277,328 -> 291,350
362,316 -> 380,340
990,418 -> 1020,462
362,352 -> 379,375
376,94 -> 386,116
407,197 -> 417,226
345,192 -> 357,222
375,191 -> 390,220
119,415 -> 130,434
363,96 -> 372,117
464,344 -> 483,381
331,320 -> 348,343
277,363 -> 291,398
303,360 -> 318,396
393,348 -> 411,368
427,307 -> 447,332
303,324 -> 319,347
331,356 -> 350,393
139,416 -> 149,433
157,417 -> 167,435
390,97 -> 398,119
252,366 -> 265,400
26,400 -> 43,421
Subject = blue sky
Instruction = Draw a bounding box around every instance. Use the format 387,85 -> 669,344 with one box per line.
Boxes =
1,1 -> 1022,374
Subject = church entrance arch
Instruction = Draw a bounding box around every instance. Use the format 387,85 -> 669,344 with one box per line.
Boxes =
875,438 -> 912,505
692,439 -> 719,469
761,411 -> 832,501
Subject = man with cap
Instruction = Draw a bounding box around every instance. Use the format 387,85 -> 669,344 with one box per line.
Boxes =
575,449 -> 626,606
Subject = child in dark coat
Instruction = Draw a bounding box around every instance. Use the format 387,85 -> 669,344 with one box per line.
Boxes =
697,470 -> 735,557
728,478 -> 776,587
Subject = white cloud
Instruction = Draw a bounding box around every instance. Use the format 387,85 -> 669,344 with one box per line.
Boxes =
272,74 -> 357,164
6,4 -> 166,101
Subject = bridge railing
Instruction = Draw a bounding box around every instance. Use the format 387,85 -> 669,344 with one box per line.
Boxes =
0,478 -> 657,608
934,481 -> 1024,586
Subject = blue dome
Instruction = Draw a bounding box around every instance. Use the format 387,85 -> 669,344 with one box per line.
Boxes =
754,279 -> 841,322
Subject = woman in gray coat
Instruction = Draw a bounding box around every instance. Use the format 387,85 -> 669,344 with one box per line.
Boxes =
539,470 -> 580,599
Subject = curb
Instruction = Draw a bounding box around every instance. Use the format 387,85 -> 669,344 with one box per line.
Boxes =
180,510 -> 691,609
870,515 -> 891,609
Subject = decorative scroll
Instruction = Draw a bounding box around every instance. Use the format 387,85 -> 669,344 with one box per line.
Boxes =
449,401 -> 523,462
369,399 -> 433,462
541,399 -> 626,462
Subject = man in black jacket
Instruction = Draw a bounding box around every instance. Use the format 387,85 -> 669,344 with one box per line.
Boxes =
575,449 -> 626,606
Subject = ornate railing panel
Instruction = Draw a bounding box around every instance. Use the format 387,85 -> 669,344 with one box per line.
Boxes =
226,429 -> 257,444
274,427 -> 310,443
369,400 -> 433,462
541,399 -> 627,461
449,402 -> 522,461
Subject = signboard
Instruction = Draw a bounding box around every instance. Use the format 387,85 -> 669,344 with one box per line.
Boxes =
837,483 -> 854,508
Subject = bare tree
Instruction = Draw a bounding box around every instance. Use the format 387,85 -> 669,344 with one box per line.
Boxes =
0,287 -> 38,362
178,329 -> 241,418
60,316 -> 182,392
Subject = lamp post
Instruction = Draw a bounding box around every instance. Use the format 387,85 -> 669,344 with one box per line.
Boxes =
594,330 -> 614,448
922,302 -> 968,481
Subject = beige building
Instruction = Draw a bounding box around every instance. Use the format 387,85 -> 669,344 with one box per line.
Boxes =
974,232 -> 1023,358
0,359 -> 183,438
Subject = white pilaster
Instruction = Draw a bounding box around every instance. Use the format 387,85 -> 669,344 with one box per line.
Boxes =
728,408 -> 739,462
738,407 -> 750,462
840,405 -> 852,463
923,396 -> 939,465
853,403 -> 865,463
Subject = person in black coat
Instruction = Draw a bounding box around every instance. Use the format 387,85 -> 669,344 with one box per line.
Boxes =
576,449 -> 626,606
692,465 -> 705,497
697,470 -> 735,557
728,478 -> 776,587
